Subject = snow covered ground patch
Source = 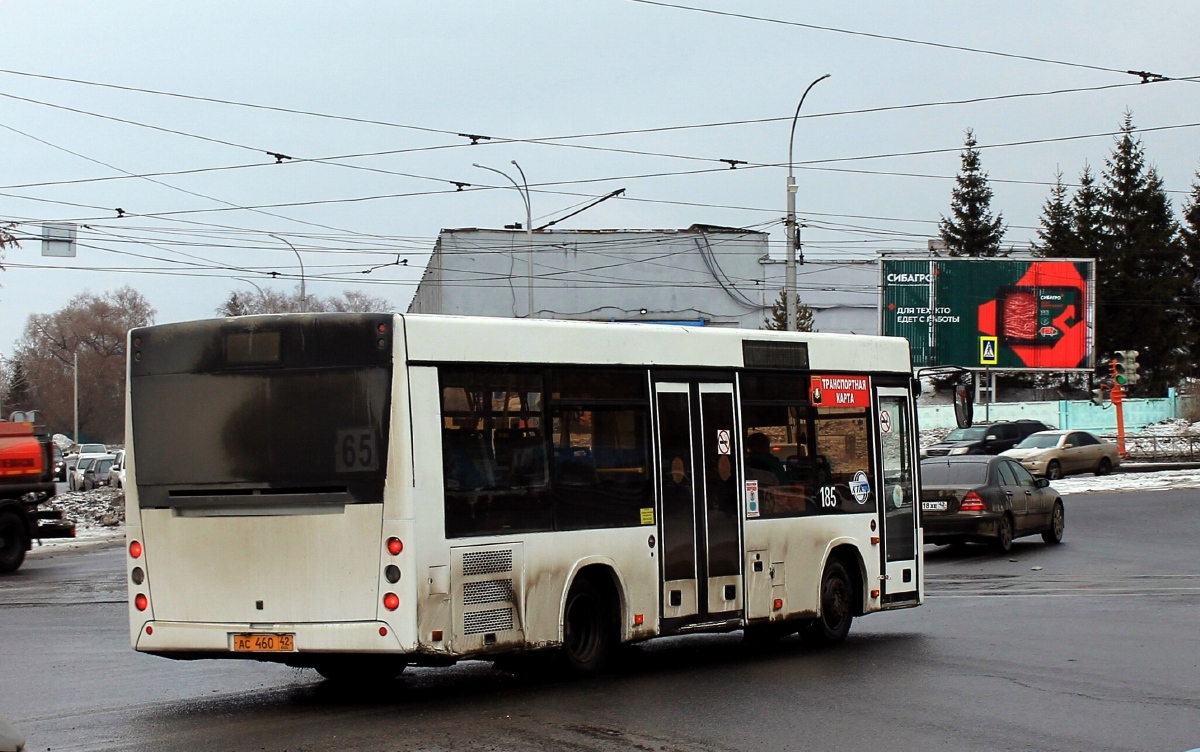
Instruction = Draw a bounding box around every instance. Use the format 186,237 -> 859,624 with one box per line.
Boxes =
1050,469 -> 1200,495
31,487 -> 125,550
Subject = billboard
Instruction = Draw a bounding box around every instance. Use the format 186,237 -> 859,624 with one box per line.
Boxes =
880,258 -> 1095,371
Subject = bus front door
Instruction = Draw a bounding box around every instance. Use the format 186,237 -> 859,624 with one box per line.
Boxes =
654,381 -> 744,625
876,387 -> 920,604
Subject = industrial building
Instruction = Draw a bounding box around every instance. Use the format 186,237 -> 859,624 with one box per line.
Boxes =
408,225 -> 880,334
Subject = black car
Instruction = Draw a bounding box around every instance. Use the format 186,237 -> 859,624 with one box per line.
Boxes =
920,455 -> 1065,553
922,419 -> 1052,457
52,445 -> 67,483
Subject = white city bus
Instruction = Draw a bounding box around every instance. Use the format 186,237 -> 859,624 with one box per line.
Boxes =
125,313 -> 922,680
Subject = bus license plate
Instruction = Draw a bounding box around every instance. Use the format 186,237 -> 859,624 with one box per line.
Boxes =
921,501 -> 948,511
232,633 -> 295,652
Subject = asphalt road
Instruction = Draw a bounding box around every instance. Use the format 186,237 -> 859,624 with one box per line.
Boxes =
1,489 -> 1198,752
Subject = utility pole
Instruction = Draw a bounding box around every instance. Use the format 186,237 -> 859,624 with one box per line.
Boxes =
785,74 -> 830,330
73,351 -> 79,444
474,162 -> 534,318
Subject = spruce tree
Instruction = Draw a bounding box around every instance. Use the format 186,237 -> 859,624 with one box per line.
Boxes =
1181,174 -> 1200,373
763,289 -> 815,331
1071,165 -> 1104,258
939,129 -> 1006,257
1034,170 -> 1074,258
1096,113 -> 1192,395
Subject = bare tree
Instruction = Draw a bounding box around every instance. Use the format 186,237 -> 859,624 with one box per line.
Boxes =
12,286 -> 155,442
216,286 -> 392,316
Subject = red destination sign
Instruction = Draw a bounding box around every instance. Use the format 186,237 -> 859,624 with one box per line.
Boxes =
810,375 -> 871,408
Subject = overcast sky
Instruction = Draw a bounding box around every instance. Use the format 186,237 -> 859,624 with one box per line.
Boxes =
1,1 -> 1197,351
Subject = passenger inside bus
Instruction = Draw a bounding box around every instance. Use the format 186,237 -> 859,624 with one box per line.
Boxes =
745,432 -> 787,485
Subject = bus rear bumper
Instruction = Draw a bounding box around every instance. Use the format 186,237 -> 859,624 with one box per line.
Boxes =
134,620 -> 413,658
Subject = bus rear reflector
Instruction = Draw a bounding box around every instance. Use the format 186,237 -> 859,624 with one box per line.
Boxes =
379,627 -> 388,637
135,594 -> 148,611
773,598 -> 783,611
386,538 -> 403,555
383,592 -> 399,610
960,491 -> 986,512
129,540 -> 143,559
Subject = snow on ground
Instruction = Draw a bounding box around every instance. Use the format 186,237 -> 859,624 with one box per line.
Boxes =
31,487 -> 125,550
1050,469 -> 1200,495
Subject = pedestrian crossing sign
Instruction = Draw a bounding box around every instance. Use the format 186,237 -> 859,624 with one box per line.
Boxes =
980,336 -> 999,365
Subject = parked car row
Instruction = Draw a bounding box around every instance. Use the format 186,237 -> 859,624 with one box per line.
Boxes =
923,421 -> 1120,480
60,445 -> 126,491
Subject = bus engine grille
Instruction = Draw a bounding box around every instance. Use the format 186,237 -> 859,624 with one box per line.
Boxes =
463,579 -> 514,605
463,607 -> 514,635
462,549 -> 513,576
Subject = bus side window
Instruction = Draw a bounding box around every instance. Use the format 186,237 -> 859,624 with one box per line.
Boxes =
813,407 -> 873,511
439,368 -> 553,538
740,372 -> 817,518
549,369 -> 652,531
551,406 -> 651,530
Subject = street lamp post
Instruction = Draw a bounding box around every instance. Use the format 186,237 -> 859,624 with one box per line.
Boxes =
269,235 -> 306,312
474,162 -> 534,318
785,73 -> 830,331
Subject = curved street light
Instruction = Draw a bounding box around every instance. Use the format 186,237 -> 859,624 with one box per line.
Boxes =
269,234 -> 306,313
473,162 -> 534,318
785,73 -> 830,331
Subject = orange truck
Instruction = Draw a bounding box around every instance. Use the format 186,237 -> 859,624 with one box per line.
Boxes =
0,421 -> 75,573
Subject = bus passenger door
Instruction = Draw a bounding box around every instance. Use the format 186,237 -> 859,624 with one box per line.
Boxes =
696,384 -> 742,617
876,388 -> 919,604
655,383 -> 699,620
654,381 -> 743,624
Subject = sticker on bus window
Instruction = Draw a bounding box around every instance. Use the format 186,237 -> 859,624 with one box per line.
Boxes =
850,471 -> 871,504
336,429 -> 379,472
716,430 -> 731,455
640,507 -> 655,525
745,480 -> 760,518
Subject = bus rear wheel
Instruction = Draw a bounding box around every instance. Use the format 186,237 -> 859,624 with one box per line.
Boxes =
313,656 -> 407,683
560,580 -> 614,675
0,510 -> 29,574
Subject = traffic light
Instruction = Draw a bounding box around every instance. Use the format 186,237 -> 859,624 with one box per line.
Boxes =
1112,350 -> 1141,388
1091,386 -> 1107,405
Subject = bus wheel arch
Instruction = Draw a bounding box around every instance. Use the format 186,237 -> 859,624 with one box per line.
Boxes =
823,542 -> 867,617
804,547 -> 860,645
558,562 -> 624,675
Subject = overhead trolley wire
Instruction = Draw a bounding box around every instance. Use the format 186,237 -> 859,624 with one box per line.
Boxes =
624,0 -> 1174,79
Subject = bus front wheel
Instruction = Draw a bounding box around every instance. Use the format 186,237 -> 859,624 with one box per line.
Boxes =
560,580 -> 614,675
804,558 -> 854,645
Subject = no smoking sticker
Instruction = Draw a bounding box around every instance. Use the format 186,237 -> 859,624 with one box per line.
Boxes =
879,410 -> 893,434
716,429 -> 731,455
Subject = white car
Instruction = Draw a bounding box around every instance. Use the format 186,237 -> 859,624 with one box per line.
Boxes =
108,450 -> 127,490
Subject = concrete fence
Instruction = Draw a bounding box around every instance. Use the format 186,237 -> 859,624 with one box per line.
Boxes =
916,390 -> 1196,433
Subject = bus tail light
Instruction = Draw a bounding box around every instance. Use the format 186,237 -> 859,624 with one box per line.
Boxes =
135,593 -> 148,611
386,537 -> 403,555
959,491 -> 986,512
383,592 -> 400,611
773,598 -> 783,611
129,540 -> 143,559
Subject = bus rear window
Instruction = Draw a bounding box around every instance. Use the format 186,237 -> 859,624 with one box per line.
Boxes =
131,366 -> 391,507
